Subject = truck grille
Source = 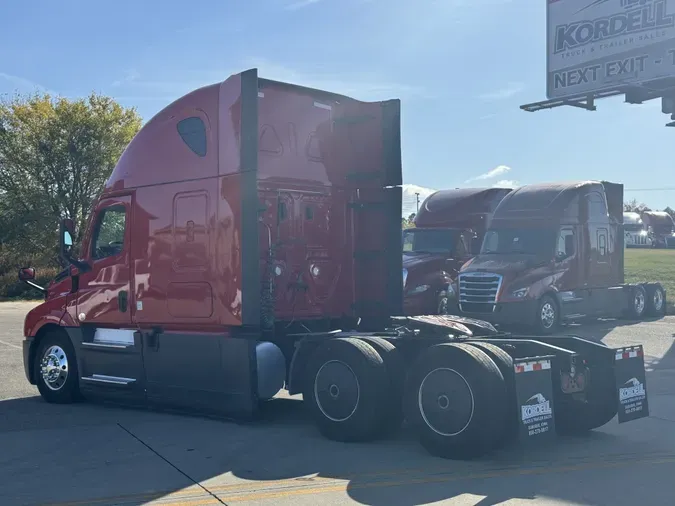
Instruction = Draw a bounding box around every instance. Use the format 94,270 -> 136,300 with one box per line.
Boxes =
458,272 -> 503,313
626,232 -> 649,246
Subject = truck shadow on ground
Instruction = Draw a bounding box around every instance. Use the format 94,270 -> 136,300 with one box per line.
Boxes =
1,318 -> 672,506
1,364 -> 673,506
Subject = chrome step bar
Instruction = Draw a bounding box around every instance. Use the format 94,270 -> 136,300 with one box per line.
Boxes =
82,341 -> 133,350
81,374 -> 136,385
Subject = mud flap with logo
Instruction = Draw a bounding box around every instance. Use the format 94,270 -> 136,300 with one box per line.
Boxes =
614,345 -> 650,423
514,356 -> 557,444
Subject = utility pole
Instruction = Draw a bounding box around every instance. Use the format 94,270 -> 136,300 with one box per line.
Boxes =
415,192 -> 420,213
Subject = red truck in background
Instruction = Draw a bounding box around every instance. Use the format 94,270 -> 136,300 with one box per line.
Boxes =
456,181 -> 667,334
640,211 -> 675,249
402,187 -> 512,316
17,70 -> 652,460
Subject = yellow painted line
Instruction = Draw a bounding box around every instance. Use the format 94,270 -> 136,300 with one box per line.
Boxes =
39,454 -> 675,506
151,455 -> 675,505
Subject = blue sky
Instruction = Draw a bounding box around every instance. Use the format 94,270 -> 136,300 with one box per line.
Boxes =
1,0 -> 673,213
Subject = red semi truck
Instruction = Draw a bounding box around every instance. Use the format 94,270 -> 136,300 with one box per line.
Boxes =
456,181 -> 667,334
18,70 -> 650,460
402,187 -> 512,316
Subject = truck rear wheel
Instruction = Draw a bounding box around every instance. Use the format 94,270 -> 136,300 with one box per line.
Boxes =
34,331 -> 80,404
403,342 -> 508,460
624,285 -> 647,320
357,336 -> 405,435
465,342 -> 518,446
303,337 -> 389,442
645,284 -> 666,317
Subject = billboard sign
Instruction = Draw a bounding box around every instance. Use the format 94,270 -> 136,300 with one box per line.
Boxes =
547,0 -> 675,99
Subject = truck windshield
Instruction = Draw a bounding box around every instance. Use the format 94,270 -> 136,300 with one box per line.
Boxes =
402,228 -> 459,254
624,223 -> 645,232
481,228 -> 555,256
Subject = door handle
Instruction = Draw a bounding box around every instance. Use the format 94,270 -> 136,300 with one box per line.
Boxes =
118,290 -> 128,313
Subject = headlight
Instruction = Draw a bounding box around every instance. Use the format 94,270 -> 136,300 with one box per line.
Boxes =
409,284 -> 430,295
402,268 -> 408,288
511,287 -> 529,298
446,283 -> 455,296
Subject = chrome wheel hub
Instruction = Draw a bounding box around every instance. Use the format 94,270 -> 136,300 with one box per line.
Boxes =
635,292 -> 645,314
654,290 -> 663,311
40,345 -> 69,391
541,302 -> 555,328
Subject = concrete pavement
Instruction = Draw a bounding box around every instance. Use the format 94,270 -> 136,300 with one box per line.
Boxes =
1,301 -> 674,505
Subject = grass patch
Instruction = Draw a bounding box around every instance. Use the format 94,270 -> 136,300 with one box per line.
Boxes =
624,248 -> 675,314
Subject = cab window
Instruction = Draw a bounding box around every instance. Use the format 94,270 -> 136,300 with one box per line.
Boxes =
454,236 -> 468,257
91,206 -> 126,260
556,227 -> 575,261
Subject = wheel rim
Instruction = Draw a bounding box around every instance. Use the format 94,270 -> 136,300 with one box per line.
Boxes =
635,291 -> 645,314
313,360 -> 360,422
418,367 -> 474,437
654,289 -> 663,312
540,301 -> 556,329
438,297 -> 449,315
40,345 -> 69,391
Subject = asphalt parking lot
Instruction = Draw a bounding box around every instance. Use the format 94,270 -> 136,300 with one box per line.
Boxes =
1,301 -> 675,506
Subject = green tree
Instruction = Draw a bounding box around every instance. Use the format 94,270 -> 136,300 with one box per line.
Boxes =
402,213 -> 416,229
0,92 -> 141,272
624,199 -> 651,213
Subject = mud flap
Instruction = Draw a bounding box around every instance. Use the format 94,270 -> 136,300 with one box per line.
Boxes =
614,345 -> 650,423
514,356 -> 557,444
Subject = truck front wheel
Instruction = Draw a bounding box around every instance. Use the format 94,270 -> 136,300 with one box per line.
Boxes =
34,331 -> 80,404
303,337 -> 389,442
534,295 -> 559,335
403,342 -> 508,460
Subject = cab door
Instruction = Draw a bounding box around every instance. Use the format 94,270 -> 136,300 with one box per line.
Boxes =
74,194 -> 145,402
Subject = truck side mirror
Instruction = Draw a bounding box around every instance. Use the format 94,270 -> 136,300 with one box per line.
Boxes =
59,219 -> 75,261
18,267 -> 35,281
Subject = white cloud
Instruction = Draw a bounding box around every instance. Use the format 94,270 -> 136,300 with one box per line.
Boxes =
245,58 -> 433,101
478,82 -> 524,101
112,60 -> 432,104
111,70 -> 140,88
465,165 -> 511,183
493,179 -> 519,188
0,73 -> 56,95
402,184 -> 437,217
286,0 -> 323,9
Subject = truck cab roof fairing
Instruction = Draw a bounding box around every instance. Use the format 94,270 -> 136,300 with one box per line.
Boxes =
415,187 -> 513,228
104,68 -> 403,329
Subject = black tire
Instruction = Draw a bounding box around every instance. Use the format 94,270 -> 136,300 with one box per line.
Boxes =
624,285 -> 647,320
403,342 -> 508,460
534,295 -> 559,335
465,342 -> 518,446
357,336 -> 406,436
555,363 -> 618,435
645,284 -> 666,317
34,331 -> 80,404
303,337 -> 389,442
